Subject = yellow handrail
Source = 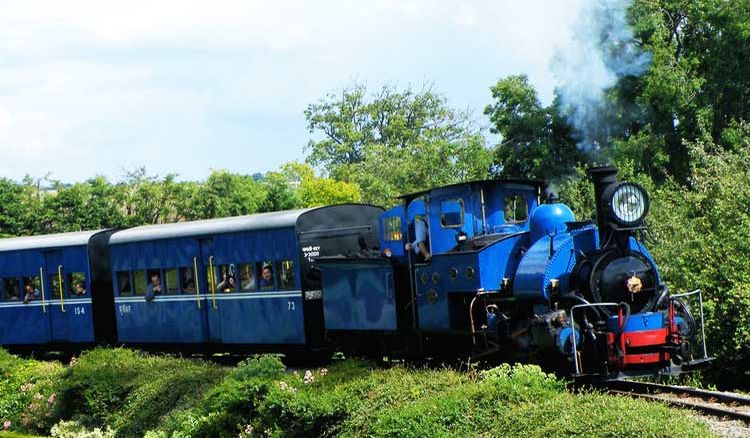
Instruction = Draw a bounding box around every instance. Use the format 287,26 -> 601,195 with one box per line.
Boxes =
39,267 -> 46,314
208,256 -> 217,309
193,257 -> 201,309
57,265 -> 65,312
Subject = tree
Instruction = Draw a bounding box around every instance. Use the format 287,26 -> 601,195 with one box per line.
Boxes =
484,75 -> 583,180
280,162 -> 361,207
305,83 -> 492,206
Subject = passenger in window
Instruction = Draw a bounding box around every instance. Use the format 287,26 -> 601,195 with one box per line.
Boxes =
145,273 -> 162,301
405,217 -> 431,262
241,265 -> 256,291
259,265 -> 274,290
22,282 -> 40,304
217,265 -> 236,293
74,281 -> 87,296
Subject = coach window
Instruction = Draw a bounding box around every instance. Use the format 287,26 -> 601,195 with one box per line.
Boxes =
383,216 -> 402,241
3,278 -> 20,301
133,271 -> 147,296
48,274 -> 64,298
179,267 -> 195,293
165,269 -> 179,295
117,272 -> 133,296
504,195 -> 528,223
239,263 -> 257,291
258,261 -> 275,290
21,276 -> 41,302
278,260 -> 296,290
67,272 -> 87,296
217,264 -> 237,293
440,199 -> 464,228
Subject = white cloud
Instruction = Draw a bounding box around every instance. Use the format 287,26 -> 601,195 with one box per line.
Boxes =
0,0 -> 585,182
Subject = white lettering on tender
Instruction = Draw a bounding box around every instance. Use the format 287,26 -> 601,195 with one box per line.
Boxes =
302,245 -> 321,262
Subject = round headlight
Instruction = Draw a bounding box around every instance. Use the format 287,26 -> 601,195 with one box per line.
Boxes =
610,182 -> 649,225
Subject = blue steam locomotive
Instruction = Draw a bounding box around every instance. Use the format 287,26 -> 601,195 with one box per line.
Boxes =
0,166 -> 710,378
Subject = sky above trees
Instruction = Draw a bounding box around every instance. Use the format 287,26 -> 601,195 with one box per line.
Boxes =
0,0 -> 585,182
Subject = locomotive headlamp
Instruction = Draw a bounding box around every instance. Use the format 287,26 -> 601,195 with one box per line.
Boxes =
609,182 -> 649,226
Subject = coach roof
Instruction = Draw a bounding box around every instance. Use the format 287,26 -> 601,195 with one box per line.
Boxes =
109,208 -> 315,245
0,230 -> 104,252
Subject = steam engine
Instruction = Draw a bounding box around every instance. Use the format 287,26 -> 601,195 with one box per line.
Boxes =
320,166 -> 710,378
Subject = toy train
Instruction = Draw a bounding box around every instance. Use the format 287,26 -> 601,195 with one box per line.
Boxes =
0,166 -> 710,379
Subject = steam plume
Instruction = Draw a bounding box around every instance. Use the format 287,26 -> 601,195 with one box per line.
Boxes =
553,0 -> 651,160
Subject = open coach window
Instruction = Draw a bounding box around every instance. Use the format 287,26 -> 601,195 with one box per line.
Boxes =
278,260 -> 296,290
504,195 -> 528,223
440,199 -> 464,228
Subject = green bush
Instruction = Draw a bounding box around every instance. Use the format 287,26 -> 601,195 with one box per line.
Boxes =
0,350 -> 65,435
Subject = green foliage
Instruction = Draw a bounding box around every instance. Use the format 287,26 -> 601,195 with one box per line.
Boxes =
484,75 -> 583,180
0,350 -> 65,435
0,351 -> 714,437
58,348 -> 226,437
305,82 -> 492,206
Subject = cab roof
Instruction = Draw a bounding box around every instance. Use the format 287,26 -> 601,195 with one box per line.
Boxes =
396,178 -> 546,202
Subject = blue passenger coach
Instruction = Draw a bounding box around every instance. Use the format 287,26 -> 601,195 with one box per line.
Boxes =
108,205 -> 382,352
0,230 -> 116,349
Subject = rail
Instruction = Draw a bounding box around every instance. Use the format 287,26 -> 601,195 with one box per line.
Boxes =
606,380 -> 750,423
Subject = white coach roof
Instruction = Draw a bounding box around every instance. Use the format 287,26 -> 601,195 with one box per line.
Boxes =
0,230 -> 104,252
109,208 -> 315,245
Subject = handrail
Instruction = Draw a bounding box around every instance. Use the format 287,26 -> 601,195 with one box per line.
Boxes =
39,267 -> 46,313
208,256 -> 217,309
569,302 -> 620,376
192,257 -> 201,309
57,265 -> 66,312
670,289 -> 708,360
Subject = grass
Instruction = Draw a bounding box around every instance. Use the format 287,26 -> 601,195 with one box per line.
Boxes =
0,348 -> 715,437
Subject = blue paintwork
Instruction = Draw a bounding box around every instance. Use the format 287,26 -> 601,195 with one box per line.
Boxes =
557,326 -> 581,354
514,225 -> 598,301
529,203 -> 576,243
321,261 -> 397,331
415,233 -> 528,330
109,227 -> 306,345
0,243 -> 96,346
607,311 -> 665,332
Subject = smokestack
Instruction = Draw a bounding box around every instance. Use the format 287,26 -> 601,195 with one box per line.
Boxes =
588,166 -> 618,245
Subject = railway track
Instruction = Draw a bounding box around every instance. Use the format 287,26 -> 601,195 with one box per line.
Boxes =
605,380 -> 750,423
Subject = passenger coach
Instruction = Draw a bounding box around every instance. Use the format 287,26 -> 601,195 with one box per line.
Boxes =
107,205 -> 382,352
0,230 -> 116,349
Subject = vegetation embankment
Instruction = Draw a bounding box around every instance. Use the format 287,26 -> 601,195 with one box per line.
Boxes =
0,348 -> 712,437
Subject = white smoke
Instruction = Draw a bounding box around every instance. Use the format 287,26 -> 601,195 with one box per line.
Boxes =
553,0 -> 651,160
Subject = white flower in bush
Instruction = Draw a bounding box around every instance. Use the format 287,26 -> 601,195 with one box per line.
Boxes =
303,370 -> 315,384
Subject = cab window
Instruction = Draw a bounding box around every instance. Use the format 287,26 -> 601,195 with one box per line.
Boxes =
383,216 -> 402,241
505,195 -> 528,223
440,199 -> 464,228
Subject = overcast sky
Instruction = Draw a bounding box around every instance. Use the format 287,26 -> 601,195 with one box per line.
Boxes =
0,0 -> 584,183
